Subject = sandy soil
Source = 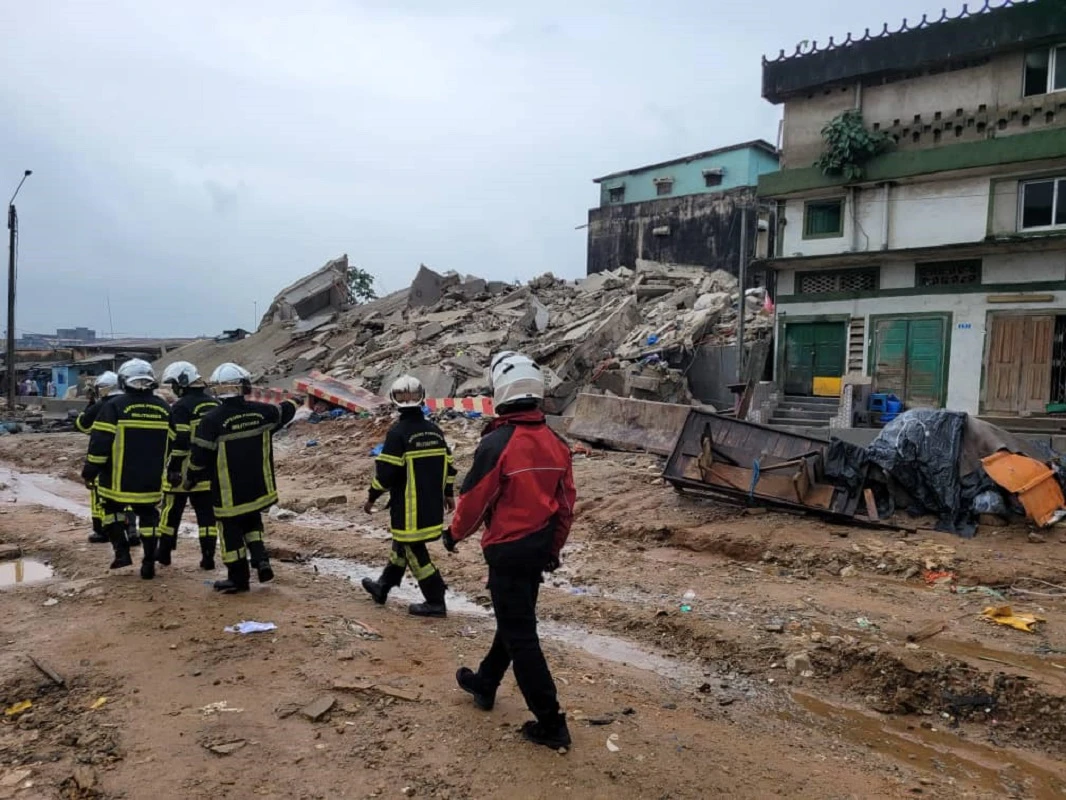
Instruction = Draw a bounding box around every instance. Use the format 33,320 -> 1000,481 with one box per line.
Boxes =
1,420 -> 1065,799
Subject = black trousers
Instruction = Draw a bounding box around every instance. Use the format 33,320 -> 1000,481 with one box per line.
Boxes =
379,541 -> 445,603
158,491 -> 217,538
101,500 -> 160,537
217,511 -> 265,564
477,567 -> 560,724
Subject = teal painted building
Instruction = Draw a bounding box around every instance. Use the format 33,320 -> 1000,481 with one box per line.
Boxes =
593,140 -> 779,207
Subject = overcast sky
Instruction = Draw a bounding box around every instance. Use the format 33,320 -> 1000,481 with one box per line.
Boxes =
2,0 -> 941,338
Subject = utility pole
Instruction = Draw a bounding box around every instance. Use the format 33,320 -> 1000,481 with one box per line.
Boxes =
7,170 -> 32,412
736,202 -> 749,381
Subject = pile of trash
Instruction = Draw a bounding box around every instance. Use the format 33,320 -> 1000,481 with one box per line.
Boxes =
210,257 -> 773,413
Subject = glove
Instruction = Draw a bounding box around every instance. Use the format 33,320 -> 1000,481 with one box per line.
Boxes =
545,554 -> 561,573
442,528 -> 457,553
444,495 -> 456,513
363,499 -> 375,515
83,477 -> 95,490
168,471 -> 183,488
182,477 -> 196,492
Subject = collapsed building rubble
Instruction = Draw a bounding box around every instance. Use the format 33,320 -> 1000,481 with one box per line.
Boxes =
170,257 -> 774,414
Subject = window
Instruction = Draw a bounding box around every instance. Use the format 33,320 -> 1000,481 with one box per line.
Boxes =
1023,45 -> 1066,97
607,186 -> 625,204
796,268 -> 878,295
1020,178 -> 1066,230
703,169 -> 724,188
803,199 -> 844,239
654,178 -> 673,197
915,259 -> 981,287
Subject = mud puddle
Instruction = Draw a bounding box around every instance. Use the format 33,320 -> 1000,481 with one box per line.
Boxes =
310,556 -> 704,683
0,467 -> 88,517
0,558 -> 54,587
790,691 -> 1066,797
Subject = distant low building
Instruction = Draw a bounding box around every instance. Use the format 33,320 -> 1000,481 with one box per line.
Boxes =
586,140 -> 780,280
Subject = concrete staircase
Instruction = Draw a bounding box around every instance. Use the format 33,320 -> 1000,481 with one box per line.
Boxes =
769,395 -> 839,429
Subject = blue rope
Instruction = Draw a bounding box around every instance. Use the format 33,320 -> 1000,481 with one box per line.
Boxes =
749,458 -> 761,499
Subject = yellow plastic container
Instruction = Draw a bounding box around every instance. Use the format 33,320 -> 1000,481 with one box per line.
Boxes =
812,377 -> 842,397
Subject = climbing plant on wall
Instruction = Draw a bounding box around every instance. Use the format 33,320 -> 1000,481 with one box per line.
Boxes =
813,109 -> 890,181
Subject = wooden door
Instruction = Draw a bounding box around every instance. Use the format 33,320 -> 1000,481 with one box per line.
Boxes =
784,322 -> 845,396
985,316 -> 1025,413
1020,316 -> 1055,414
871,317 -> 948,408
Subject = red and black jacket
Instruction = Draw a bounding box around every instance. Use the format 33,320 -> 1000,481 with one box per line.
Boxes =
451,409 -> 576,570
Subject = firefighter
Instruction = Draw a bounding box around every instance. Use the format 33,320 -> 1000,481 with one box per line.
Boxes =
186,363 -> 299,594
75,371 -> 119,544
157,361 -> 220,570
360,375 -> 456,618
446,352 -> 576,751
81,359 -> 171,579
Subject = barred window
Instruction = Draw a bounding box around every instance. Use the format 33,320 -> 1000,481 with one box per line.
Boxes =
796,268 -> 878,295
915,259 -> 981,287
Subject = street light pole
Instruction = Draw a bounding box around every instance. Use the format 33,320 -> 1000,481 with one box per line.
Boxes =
7,170 -> 32,412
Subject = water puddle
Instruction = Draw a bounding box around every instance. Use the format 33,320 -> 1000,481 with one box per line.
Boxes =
791,692 -> 1066,798
0,559 -> 54,587
310,556 -> 702,682
0,467 -> 89,517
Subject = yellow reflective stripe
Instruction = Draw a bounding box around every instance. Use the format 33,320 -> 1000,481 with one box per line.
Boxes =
404,546 -> 437,581
407,448 -> 448,459
217,424 -> 273,444
98,488 -> 163,504
169,449 -> 190,457
120,420 -> 169,430
86,454 -> 108,464
261,431 -> 274,498
376,454 -> 404,467
218,440 -> 233,509
244,529 -> 263,544
113,428 -> 125,494
93,421 -> 117,433
76,417 -> 92,434
158,493 -> 179,535
371,478 -> 385,492
217,523 -> 245,563
173,423 -> 192,432
214,493 -> 278,518
191,436 -> 217,451
388,549 -> 406,568
390,525 -> 443,543
405,460 -> 417,533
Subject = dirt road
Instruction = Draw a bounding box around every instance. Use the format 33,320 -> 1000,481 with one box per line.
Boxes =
2,421 -> 1066,799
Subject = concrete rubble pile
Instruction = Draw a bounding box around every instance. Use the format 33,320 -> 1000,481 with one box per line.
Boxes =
240,256 -> 774,412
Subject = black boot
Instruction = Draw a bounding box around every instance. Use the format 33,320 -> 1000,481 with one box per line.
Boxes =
213,559 -> 250,594
520,715 -> 572,751
125,511 -> 141,546
456,667 -> 495,711
88,530 -> 109,544
247,541 -> 273,583
199,536 -> 216,571
140,538 -> 157,580
361,578 -> 389,605
409,572 -> 447,618
108,527 -> 132,570
156,534 -> 176,567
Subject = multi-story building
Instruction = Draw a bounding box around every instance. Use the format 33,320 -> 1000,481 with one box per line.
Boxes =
757,0 -> 1066,420
587,140 -> 779,279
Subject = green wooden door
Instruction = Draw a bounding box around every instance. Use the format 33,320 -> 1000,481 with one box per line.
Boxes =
784,322 -> 846,395
871,316 -> 948,408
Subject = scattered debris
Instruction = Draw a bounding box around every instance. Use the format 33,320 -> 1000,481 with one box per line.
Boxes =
206,739 -> 248,756
300,695 -> 337,722
906,621 -> 946,643
981,605 -> 1045,633
348,620 -> 383,640
224,621 -> 278,635
855,617 -> 878,631
27,653 -> 66,686
200,701 -> 244,716
332,681 -> 420,702
4,700 -> 31,717
89,697 -> 108,710
606,734 -> 621,753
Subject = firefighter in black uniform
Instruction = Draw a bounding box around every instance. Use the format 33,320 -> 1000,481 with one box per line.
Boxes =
75,371 -> 120,544
186,362 -> 300,594
81,359 -> 171,579
360,375 -> 456,618
157,361 -> 220,570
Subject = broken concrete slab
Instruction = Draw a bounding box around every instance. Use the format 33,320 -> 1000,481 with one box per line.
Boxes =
410,366 -> 455,399
521,296 -> 550,333
300,695 -> 337,722
416,322 -> 443,342
568,394 -> 695,456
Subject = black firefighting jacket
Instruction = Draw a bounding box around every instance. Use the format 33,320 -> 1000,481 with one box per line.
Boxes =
166,389 -> 221,493
187,396 -> 299,518
75,392 -> 122,434
368,408 -> 456,543
81,390 -> 171,504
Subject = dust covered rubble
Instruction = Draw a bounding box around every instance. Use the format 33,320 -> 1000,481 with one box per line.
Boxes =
258,259 -> 773,410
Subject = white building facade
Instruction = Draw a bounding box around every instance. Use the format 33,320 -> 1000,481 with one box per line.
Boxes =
757,1 -> 1066,419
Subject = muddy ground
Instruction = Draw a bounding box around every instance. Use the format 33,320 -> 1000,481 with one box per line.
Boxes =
2,418 -> 1066,799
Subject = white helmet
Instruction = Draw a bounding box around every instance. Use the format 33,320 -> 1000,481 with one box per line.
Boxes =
490,351 -> 544,409
210,362 -> 252,399
161,361 -> 202,390
94,371 -> 119,395
117,359 -> 157,391
389,375 -> 426,409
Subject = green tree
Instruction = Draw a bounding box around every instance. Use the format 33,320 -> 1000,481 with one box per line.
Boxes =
347,266 -> 378,304
813,109 -> 891,182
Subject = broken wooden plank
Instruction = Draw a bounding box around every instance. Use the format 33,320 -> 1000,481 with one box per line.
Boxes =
863,489 -> 879,521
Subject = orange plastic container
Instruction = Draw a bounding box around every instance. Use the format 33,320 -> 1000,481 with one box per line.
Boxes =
981,451 -> 1065,527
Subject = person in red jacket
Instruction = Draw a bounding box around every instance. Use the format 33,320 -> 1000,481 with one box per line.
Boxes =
446,351 -> 576,751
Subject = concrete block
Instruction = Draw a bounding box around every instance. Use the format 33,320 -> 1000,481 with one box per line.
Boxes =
522,297 -> 550,333
417,322 -> 444,342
